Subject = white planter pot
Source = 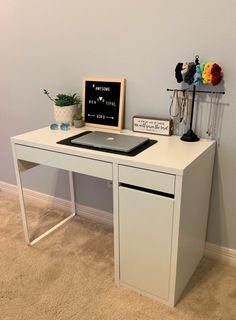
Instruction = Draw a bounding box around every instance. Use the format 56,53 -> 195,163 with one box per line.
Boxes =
53,104 -> 78,125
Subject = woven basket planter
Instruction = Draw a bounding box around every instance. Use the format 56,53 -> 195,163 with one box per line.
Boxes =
53,104 -> 78,125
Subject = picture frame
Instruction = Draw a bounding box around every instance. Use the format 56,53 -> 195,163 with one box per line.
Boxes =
82,77 -> 125,131
133,116 -> 173,136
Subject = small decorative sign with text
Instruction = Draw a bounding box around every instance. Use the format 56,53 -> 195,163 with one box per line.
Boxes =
133,116 -> 173,136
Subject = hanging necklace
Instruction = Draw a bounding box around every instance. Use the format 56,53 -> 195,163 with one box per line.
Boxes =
212,93 -> 220,140
183,91 -> 190,125
207,92 -> 216,138
169,90 -> 180,118
179,90 -> 185,123
207,92 -> 212,137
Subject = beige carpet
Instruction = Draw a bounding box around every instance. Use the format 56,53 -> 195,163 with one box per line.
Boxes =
0,190 -> 236,320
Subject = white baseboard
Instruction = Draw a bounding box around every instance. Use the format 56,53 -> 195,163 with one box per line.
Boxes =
0,181 -> 113,226
1,181 -> 236,265
205,242 -> 236,266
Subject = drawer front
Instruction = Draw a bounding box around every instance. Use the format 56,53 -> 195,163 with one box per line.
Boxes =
119,165 -> 175,195
15,145 -> 112,180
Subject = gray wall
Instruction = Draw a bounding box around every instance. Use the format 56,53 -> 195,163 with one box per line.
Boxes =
1,0 -> 236,249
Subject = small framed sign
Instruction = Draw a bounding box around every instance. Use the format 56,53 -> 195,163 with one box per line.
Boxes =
133,116 -> 173,136
82,77 -> 125,131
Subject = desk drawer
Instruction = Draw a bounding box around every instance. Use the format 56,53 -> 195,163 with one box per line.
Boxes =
15,145 -> 112,180
119,165 -> 175,195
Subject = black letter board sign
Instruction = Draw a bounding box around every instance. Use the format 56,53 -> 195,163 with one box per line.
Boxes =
82,77 -> 125,131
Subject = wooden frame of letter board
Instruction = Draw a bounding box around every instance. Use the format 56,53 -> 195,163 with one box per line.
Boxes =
82,77 -> 125,131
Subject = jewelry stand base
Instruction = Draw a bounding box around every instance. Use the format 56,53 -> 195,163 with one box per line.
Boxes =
181,129 -> 199,142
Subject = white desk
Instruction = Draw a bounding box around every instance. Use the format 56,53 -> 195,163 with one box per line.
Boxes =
11,126 -> 215,306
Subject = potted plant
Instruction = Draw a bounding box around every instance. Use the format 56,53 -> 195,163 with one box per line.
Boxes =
73,113 -> 84,128
43,89 -> 81,125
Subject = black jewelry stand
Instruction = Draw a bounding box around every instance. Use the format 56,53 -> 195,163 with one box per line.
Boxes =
181,55 -> 200,142
181,82 -> 199,142
167,55 -> 225,142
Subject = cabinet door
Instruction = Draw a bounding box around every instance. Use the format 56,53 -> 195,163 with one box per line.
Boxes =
119,186 -> 174,301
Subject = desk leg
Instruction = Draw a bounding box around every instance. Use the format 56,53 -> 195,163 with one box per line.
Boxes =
69,171 -> 77,215
112,163 -> 120,285
11,143 -> 30,244
11,143 -> 76,245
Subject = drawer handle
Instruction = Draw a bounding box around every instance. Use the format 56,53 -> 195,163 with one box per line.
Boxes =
119,183 -> 174,199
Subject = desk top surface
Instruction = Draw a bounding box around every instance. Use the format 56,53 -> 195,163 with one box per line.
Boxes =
11,126 -> 215,175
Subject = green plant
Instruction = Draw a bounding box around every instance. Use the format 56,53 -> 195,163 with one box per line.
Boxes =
43,89 -> 81,107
